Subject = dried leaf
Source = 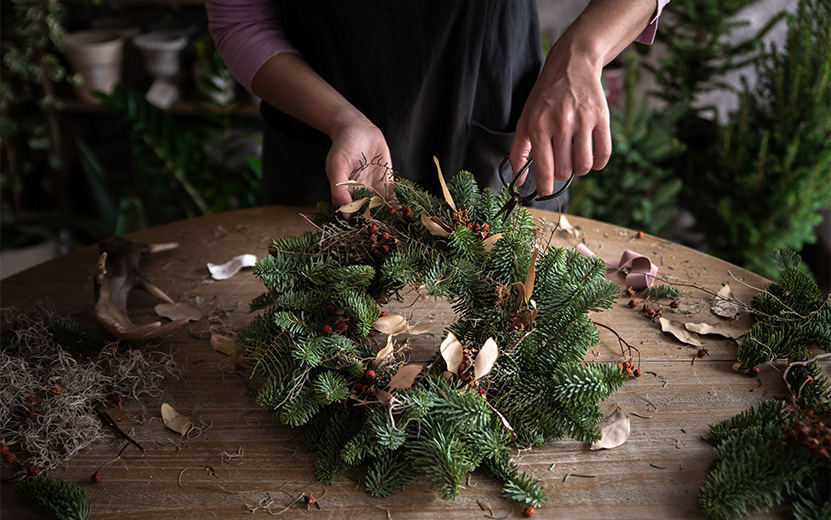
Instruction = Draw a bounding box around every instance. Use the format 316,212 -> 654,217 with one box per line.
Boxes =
474,338 -> 498,381
486,401 -> 516,440
375,388 -> 393,405
524,247 -> 539,302
407,322 -> 434,335
372,335 -> 395,368
155,302 -> 202,322
434,156 -> 456,212
482,233 -> 503,252
373,314 -> 409,335
590,406 -> 630,450
161,403 -> 192,437
388,364 -> 423,390
659,317 -> 703,347
335,180 -> 366,187
210,333 -> 237,356
420,213 -> 451,238
338,197 -> 370,214
440,332 -> 464,375
363,196 -> 386,219
556,214 -> 579,238
711,284 -> 740,319
684,321 -> 747,340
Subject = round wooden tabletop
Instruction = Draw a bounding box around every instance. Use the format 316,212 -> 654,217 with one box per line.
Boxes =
0,206 -> 792,519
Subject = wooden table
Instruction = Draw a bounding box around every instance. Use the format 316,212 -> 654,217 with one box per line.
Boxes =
0,206 -> 797,519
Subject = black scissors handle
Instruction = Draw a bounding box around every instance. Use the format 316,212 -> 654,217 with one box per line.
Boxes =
498,154 -> 574,202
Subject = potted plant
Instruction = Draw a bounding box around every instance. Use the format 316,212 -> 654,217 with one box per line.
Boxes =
192,32 -> 236,107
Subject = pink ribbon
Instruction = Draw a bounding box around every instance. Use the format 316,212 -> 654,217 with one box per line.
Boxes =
576,244 -> 658,290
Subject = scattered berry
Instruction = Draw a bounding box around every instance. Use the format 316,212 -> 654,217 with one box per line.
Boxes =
624,367 -> 634,376
633,368 -> 642,378
1,445 -> 9,455
625,287 -> 635,297
380,244 -> 390,254
364,369 -> 376,381
27,465 -> 40,477
91,472 -> 102,484
628,299 -> 638,308
380,311 -> 388,317
336,321 -> 348,332
749,366 -> 760,377
697,348 -> 708,358
636,231 -> 645,239
368,223 -> 378,234
306,495 -> 317,508
322,324 -> 333,336
523,504 -> 536,517
402,207 -> 413,218
669,300 -> 679,309
481,222 -> 490,233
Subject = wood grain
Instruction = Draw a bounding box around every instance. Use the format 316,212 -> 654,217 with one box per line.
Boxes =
0,206 -> 813,519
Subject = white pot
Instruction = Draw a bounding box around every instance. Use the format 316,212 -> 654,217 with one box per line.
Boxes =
133,31 -> 188,80
63,30 -> 124,103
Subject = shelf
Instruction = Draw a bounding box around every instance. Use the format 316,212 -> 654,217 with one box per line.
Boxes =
57,97 -> 261,117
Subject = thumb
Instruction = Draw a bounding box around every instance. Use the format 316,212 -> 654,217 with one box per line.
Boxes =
326,155 -> 355,209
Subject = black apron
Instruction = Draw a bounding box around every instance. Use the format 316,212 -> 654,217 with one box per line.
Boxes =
260,0 -> 568,210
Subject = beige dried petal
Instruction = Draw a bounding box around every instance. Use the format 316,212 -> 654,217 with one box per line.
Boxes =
474,338 -> 498,381
434,156 -> 457,212
711,284 -> 740,319
685,321 -> 747,340
421,213 -> 451,238
375,388 -> 393,405
590,406 -> 630,450
482,233 -> 503,252
388,364 -> 423,390
364,196 -> 386,219
161,403 -> 192,437
210,333 -> 237,356
372,335 -> 395,368
440,332 -> 464,375
373,314 -> 409,335
155,302 -> 202,322
407,323 -> 434,335
659,317 -> 703,347
338,197 -> 370,214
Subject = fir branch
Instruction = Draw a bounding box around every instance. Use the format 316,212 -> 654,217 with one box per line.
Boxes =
16,474 -> 91,520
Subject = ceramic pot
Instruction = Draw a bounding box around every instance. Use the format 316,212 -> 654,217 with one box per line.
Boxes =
63,30 -> 124,103
133,31 -> 189,108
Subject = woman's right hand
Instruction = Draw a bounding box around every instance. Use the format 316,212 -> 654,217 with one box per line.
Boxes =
326,117 -> 394,208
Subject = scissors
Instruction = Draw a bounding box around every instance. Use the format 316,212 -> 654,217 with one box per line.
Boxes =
494,154 -> 574,223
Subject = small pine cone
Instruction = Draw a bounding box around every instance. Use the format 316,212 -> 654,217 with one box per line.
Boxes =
523,504 -> 536,517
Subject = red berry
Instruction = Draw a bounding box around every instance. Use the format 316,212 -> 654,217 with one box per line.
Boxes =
478,387 -> 486,396
368,224 -> 378,234
624,367 -> 633,376
4,453 -> 17,464
354,383 -> 365,394
481,222 -> 490,233
0,445 -> 9,455
749,367 -> 760,377
26,395 -> 37,403
636,231 -> 645,239
402,207 -> 413,217
336,321 -> 348,332
364,370 -> 376,381
669,300 -> 679,309
27,465 -> 40,476
806,376 -> 815,385
380,232 -> 389,241
633,368 -> 642,378
325,304 -> 336,314
523,504 -> 536,517
697,348 -> 708,358
625,287 -> 635,297
322,324 -> 333,335
91,472 -> 102,484
388,207 -> 397,216
380,311 -> 388,317
50,386 -> 61,395
628,299 -> 638,308
380,244 -> 389,254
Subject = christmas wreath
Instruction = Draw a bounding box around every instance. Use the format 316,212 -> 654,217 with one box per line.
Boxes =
238,167 -> 628,512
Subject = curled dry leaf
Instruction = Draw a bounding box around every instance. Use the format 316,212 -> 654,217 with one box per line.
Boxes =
659,317 -> 703,347
556,214 -> 579,238
685,321 -> 747,340
155,302 -> 202,322
590,406 -> 630,450
474,338 -> 498,381
420,212 -> 451,238
207,254 -> 257,280
524,247 -> 539,303
372,335 -> 395,369
338,197 -> 371,214
161,403 -> 192,437
375,388 -> 393,406
433,156 -> 457,212
440,332 -> 464,376
210,333 -> 237,356
482,233 -> 503,252
711,284 -> 740,319
387,364 -> 423,390
372,314 -> 433,336
363,196 -> 387,219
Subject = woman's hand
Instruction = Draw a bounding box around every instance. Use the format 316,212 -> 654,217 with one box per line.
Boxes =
326,118 -> 393,208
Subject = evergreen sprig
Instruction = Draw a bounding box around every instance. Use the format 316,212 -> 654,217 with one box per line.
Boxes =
16,474 -> 90,520
238,170 -> 624,510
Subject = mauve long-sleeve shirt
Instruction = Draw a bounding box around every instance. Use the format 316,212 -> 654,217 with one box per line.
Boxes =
206,0 -> 670,92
